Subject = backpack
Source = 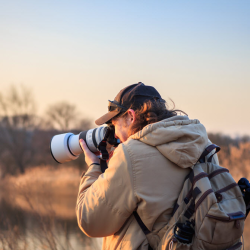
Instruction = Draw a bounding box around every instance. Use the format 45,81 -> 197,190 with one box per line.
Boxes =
133,144 -> 247,250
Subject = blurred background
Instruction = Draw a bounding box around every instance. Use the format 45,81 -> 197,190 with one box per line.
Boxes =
0,0 -> 249,249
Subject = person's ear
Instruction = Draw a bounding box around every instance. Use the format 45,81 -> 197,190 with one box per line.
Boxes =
127,109 -> 136,124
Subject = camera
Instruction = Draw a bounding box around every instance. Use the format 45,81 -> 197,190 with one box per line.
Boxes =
50,125 -> 120,164
174,220 -> 194,244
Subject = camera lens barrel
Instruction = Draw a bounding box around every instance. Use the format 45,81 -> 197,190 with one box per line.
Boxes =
68,134 -> 83,156
79,126 -> 108,153
50,125 -> 115,164
50,133 -> 80,163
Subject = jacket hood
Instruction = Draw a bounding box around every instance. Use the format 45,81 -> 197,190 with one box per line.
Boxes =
130,116 -> 208,168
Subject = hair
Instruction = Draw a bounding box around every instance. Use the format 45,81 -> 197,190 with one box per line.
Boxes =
114,98 -> 187,137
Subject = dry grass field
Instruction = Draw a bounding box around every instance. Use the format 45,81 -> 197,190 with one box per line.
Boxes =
0,166 -> 81,220
0,140 -> 250,250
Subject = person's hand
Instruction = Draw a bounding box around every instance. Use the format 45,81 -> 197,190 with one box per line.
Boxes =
79,139 -> 100,167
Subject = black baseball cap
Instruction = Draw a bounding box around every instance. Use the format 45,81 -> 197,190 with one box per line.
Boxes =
95,82 -> 162,125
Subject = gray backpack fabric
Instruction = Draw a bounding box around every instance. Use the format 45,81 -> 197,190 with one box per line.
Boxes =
134,144 -> 246,250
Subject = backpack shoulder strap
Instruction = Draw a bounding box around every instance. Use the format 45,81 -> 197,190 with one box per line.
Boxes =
133,211 -> 151,235
198,144 -> 220,163
133,211 -> 153,250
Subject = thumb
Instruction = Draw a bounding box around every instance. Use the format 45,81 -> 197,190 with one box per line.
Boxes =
79,139 -> 90,154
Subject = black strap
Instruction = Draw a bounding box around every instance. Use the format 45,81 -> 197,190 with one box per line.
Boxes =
148,245 -> 153,250
207,145 -> 220,162
192,187 -> 202,200
184,200 -> 195,219
133,211 -> 153,249
98,140 -> 109,173
198,144 -> 220,163
188,170 -> 194,183
133,211 -> 151,235
184,169 -> 193,182
100,159 -> 108,173
89,163 -> 100,168
171,202 -> 179,216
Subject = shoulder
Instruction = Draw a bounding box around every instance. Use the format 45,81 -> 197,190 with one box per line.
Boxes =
110,138 -> 161,171
121,138 -> 160,163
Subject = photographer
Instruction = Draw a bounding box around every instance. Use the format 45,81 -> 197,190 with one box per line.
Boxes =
76,82 -> 218,250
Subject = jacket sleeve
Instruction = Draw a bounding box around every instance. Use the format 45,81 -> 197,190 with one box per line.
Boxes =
76,143 -> 138,237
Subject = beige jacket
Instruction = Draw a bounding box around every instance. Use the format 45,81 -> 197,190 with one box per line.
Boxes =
76,116 -> 219,250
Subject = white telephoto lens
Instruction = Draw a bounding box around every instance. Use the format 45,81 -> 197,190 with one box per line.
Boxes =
86,128 -> 98,153
50,133 -> 79,163
79,125 -> 108,153
68,134 -> 83,156
95,126 -> 107,146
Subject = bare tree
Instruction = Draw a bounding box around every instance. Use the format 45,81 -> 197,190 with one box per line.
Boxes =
0,85 -> 38,175
44,101 -> 92,173
45,102 -> 79,131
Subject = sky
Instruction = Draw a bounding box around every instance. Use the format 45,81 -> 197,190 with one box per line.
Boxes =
0,0 -> 249,136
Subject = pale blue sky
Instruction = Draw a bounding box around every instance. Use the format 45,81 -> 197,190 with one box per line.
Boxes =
0,0 -> 249,135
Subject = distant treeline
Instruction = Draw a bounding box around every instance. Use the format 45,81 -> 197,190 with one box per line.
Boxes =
208,133 -> 250,181
0,85 -> 249,179
0,85 -> 91,177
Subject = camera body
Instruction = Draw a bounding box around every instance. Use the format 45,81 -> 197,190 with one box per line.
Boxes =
50,125 -> 119,164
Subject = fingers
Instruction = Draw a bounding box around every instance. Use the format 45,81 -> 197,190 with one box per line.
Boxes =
79,139 -> 89,153
80,139 -> 99,155
79,139 -> 100,167
79,139 -> 85,151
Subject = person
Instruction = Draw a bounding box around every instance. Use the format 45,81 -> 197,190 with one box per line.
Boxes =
76,82 -> 219,250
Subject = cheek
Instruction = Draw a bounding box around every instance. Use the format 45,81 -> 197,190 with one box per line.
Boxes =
114,127 -> 120,139
113,124 -> 124,140
117,125 -> 124,137
113,123 -> 121,137
112,118 -> 128,141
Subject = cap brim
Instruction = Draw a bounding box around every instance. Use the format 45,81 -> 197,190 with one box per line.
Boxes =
95,110 -> 120,126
